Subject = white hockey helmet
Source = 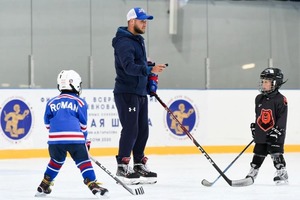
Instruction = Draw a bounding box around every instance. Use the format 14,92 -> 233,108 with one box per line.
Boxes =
57,70 -> 82,95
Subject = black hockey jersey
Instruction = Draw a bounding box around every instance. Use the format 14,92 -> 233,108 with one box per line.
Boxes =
254,91 -> 288,144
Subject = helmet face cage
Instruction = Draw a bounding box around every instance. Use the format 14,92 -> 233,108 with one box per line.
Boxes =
259,68 -> 283,94
57,70 -> 82,95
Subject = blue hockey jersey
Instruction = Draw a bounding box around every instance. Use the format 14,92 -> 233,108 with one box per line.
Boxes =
44,92 -> 88,144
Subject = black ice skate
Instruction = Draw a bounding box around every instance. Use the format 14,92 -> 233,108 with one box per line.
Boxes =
84,178 -> 109,198
134,157 -> 157,184
116,157 -> 140,185
273,167 -> 288,185
35,175 -> 53,197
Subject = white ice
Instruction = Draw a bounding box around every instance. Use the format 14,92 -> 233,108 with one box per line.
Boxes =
0,153 -> 299,200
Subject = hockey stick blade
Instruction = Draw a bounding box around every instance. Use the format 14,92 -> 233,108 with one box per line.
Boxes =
201,179 -> 214,187
89,155 -> 144,195
202,177 -> 253,187
201,140 -> 254,187
231,177 -> 254,187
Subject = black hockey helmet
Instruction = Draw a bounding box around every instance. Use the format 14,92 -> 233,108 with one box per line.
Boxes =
259,67 -> 286,94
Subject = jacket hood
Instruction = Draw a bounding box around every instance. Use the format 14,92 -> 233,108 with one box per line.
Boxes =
112,27 -> 143,47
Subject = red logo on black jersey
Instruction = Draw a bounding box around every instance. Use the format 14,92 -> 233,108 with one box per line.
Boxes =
257,109 -> 274,132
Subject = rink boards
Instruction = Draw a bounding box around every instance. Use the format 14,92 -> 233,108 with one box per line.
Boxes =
1,89 -> 300,159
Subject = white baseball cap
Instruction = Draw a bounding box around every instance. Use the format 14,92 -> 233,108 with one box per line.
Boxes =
126,7 -> 154,21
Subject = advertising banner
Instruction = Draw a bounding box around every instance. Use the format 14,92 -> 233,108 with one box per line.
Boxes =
0,89 -> 299,157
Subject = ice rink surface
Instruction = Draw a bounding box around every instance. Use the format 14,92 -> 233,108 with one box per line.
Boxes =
0,153 -> 299,200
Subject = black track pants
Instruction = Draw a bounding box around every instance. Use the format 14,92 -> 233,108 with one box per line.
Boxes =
114,93 -> 149,163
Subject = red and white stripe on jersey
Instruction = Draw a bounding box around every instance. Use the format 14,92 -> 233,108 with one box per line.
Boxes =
45,124 -> 50,130
48,131 -> 85,142
80,123 -> 87,132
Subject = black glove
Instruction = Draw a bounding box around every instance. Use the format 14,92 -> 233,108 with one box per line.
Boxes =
250,123 -> 255,138
266,126 -> 283,144
86,139 -> 91,151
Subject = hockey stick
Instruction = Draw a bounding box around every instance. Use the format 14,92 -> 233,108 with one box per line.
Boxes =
201,139 -> 254,187
89,155 -> 144,195
153,93 -> 254,187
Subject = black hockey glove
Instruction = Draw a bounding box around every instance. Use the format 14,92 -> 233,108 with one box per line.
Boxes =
250,123 -> 255,138
266,126 -> 283,144
86,139 -> 91,151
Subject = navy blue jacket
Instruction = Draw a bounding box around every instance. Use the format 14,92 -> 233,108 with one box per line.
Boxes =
112,27 -> 152,96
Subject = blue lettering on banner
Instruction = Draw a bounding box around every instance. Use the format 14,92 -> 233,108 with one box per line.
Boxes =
40,97 -> 51,103
90,118 -> 105,127
148,118 -> 152,126
91,119 -> 96,127
93,97 -> 112,103
112,118 -> 119,127
90,118 -> 122,127
99,119 -> 104,127
88,103 -> 115,110
89,118 -> 152,128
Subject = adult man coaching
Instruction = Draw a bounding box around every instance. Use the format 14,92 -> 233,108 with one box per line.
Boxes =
112,7 -> 166,185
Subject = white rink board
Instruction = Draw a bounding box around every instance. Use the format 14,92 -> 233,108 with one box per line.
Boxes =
0,89 -> 299,150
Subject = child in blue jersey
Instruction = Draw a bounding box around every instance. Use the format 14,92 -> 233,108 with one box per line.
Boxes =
35,70 -> 108,198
